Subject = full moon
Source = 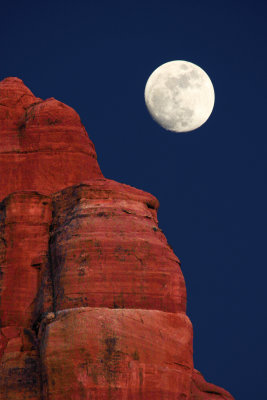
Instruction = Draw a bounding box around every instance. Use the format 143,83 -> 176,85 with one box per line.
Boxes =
144,60 -> 215,132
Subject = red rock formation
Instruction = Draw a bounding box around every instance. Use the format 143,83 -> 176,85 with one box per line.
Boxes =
0,192 -> 52,327
50,180 -> 186,314
190,370 -> 234,400
0,78 -> 234,399
40,308 -> 193,399
0,77 -> 102,201
0,326 -> 41,400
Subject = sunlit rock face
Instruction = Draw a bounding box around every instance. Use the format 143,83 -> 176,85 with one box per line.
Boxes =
50,180 -> 186,315
40,308 -> 193,400
0,77 -> 102,202
0,78 -> 234,400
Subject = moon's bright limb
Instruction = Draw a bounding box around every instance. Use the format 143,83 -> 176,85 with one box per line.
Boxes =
144,60 -> 215,132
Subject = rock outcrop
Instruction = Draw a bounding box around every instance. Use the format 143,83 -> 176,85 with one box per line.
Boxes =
0,77 -> 102,201
0,77 -> 234,399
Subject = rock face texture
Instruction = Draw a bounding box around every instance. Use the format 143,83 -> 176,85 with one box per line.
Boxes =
0,77 -> 234,399
50,181 -> 186,314
41,308 -> 193,400
0,77 -> 102,201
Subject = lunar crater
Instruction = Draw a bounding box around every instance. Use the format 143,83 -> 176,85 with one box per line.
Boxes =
177,74 -> 191,89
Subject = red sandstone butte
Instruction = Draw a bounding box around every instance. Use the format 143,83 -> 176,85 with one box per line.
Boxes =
0,77 -> 234,399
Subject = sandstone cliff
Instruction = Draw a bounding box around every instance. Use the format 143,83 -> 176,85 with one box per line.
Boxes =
0,77 -> 234,399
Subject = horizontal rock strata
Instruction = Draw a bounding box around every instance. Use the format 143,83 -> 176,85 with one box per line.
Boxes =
0,77 -> 234,399
40,307 -> 193,400
50,180 -> 186,314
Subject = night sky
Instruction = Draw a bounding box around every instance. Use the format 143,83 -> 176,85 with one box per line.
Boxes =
1,1 -> 266,398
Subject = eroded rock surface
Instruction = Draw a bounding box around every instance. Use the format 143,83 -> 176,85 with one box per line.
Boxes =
40,308 -> 193,400
190,370 -> 234,400
0,77 -> 102,201
50,180 -> 186,314
0,78 -> 234,399
0,192 -> 52,327
0,327 -> 41,400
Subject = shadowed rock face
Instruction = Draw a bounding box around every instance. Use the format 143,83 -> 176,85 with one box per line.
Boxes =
0,78 -> 234,400
0,192 -> 52,327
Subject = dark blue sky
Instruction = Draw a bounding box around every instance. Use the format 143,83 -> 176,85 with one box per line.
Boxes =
1,1 -> 266,398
